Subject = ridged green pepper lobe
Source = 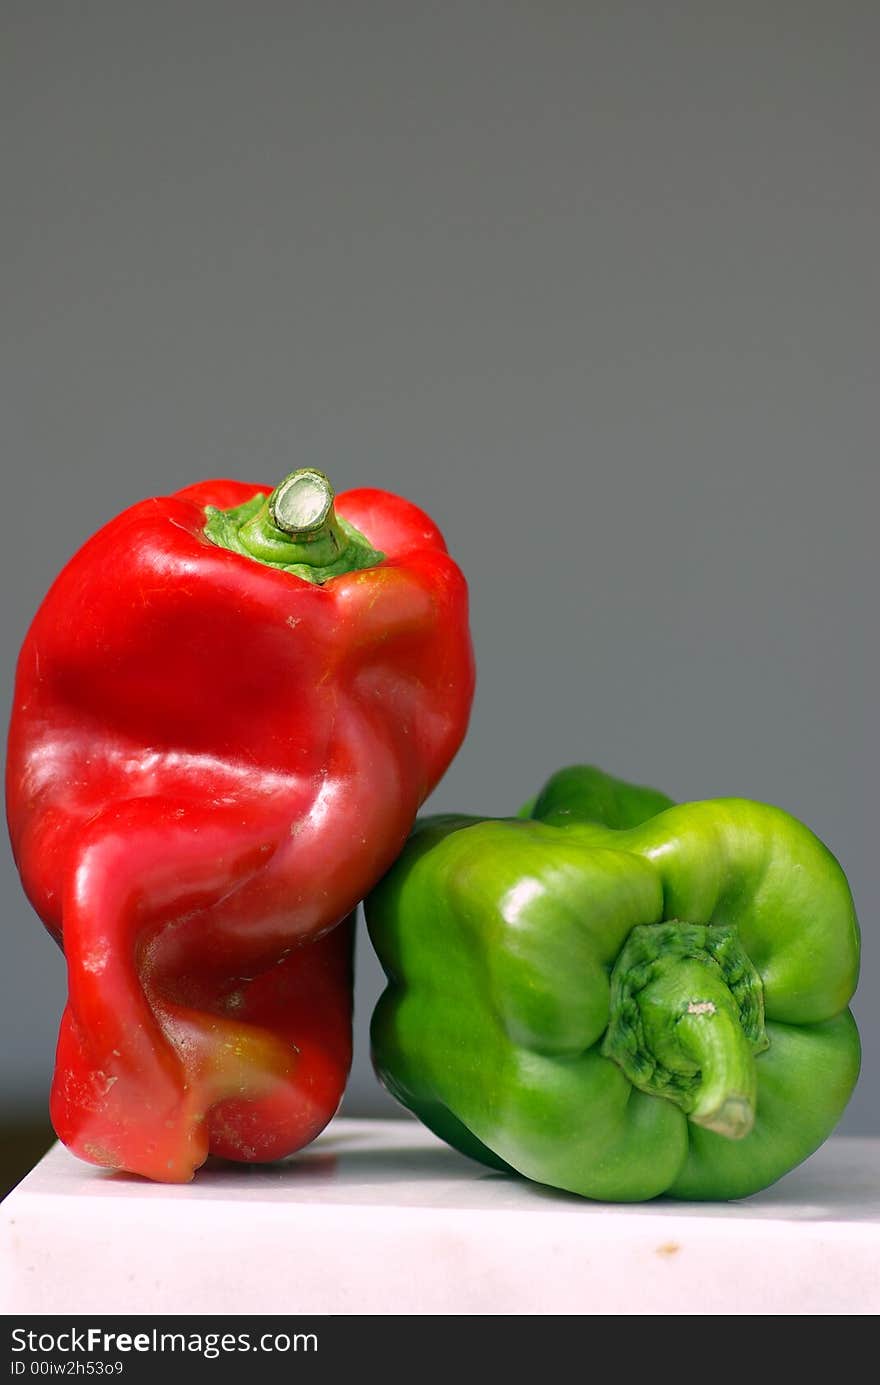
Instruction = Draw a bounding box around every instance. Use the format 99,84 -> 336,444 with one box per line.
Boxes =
366,767 -> 860,1201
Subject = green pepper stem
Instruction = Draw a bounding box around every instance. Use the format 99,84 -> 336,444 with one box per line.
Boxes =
675,1002 -> 757,1139
636,957 -> 757,1139
602,923 -> 766,1142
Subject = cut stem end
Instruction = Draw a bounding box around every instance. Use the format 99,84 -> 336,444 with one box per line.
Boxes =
269,469 -> 335,540
690,1095 -> 755,1141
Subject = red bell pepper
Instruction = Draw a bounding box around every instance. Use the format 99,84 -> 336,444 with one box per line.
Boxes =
6,470 -> 474,1182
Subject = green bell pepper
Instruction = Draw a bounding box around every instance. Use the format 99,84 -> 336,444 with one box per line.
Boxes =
365,766 -> 860,1201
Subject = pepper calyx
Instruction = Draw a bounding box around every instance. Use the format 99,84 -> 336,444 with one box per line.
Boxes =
601,922 -> 768,1141
204,469 -> 384,584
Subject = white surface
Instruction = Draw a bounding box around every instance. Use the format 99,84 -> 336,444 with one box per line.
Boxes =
2,1118 -> 878,1316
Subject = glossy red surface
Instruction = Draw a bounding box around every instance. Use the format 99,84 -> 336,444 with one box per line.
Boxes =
7,480 -> 474,1181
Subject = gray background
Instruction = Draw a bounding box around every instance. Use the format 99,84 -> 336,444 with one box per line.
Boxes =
2,1 -> 877,1135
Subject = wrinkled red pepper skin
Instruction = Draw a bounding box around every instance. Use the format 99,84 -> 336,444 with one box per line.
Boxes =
7,480 -> 474,1181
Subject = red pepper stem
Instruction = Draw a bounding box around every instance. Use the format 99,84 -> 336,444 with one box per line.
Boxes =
205,469 -> 385,580
269,469 -> 339,544
232,469 -> 353,571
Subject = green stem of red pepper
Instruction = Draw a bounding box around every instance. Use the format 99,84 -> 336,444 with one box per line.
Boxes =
204,468 -> 384,582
